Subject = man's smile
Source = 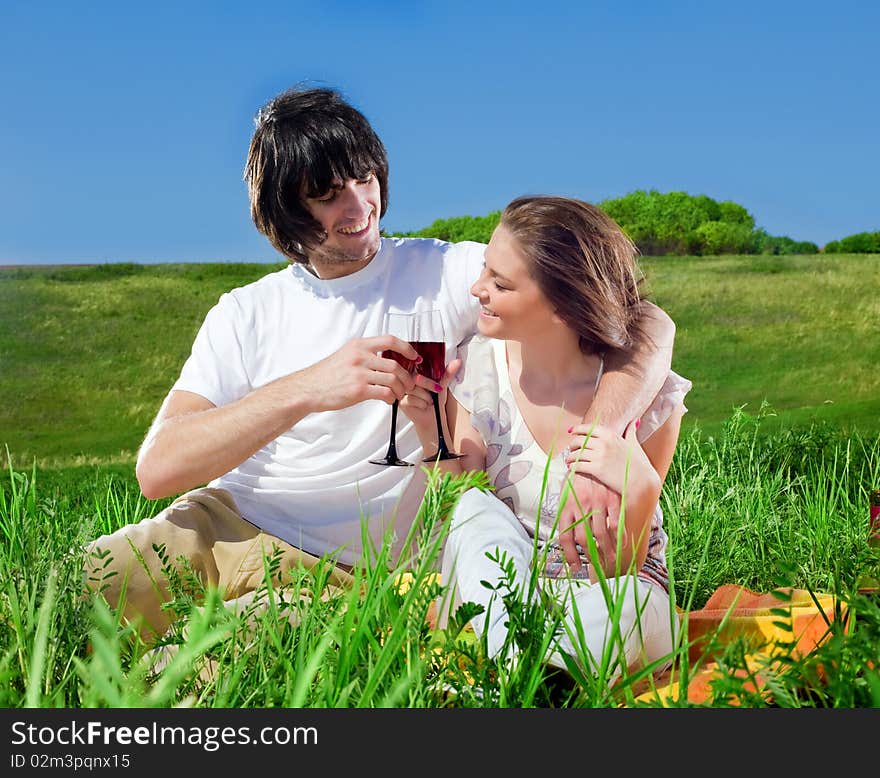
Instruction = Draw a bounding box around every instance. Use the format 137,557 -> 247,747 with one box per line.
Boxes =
337,212 -> 373,236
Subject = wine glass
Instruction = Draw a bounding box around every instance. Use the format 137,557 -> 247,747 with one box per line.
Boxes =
370,312 -> 418,467
410,310 -> 463,462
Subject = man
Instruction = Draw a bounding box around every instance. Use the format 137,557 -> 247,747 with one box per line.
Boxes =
85,85 -> 675,642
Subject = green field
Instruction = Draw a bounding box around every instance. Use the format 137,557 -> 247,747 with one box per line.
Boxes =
2,256 -> 880,708
1,253 -> 878,468
644,253 -> 880,437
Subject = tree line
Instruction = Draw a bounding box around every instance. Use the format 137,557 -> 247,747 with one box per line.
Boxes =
388,190 -> 878,256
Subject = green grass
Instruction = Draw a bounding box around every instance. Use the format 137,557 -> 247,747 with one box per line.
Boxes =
2,254 -> 878,467
642,253 -> 880,437
2,414 -> 879,708
2,255 -> 880,707
0,262 -> 287,466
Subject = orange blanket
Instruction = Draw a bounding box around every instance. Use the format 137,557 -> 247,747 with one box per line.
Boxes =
634,584 -> 844,705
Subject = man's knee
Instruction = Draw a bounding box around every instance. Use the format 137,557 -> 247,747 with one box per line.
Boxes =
80,493 -> 223,630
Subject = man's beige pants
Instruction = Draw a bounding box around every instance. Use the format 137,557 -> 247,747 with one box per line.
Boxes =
83,487 -> 354,644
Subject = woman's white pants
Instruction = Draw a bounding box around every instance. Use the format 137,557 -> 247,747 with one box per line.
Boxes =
439,488 -> 678,684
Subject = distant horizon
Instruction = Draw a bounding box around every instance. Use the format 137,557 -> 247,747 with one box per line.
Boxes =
4,187 -> 876,267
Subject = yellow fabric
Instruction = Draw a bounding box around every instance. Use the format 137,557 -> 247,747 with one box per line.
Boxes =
633,585 -> 843,705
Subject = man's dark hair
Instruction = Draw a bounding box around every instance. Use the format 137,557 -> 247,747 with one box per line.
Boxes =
244,85 -> 389,265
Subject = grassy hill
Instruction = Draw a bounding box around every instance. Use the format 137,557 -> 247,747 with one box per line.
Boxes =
1,254 -> 878,467
642,253 -> 879,436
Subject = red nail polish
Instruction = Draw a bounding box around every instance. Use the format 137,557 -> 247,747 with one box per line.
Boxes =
567,426 -> 573,434
635,418 -> 641,429
434,383 -> 443,392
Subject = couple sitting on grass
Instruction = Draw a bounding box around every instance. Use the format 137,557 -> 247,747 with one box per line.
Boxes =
84,84 -> 690,688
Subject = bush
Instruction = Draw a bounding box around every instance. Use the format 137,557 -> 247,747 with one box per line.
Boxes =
718,200 -> 756,228
694,221 -> 759,255
600,190 -> 767,256
601,190 -> 727,255
390,212 -> 501,244
390,191 -> 832,257
754,230 -> 820,255
823,231 -> 880,254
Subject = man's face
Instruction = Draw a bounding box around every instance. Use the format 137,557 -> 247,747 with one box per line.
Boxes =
302,173 -> 382,278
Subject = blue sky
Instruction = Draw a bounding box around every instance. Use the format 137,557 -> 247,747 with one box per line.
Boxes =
1,0 -> 877,264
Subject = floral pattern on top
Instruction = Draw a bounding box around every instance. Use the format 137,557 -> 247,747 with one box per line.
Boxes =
450,334 -> 692,592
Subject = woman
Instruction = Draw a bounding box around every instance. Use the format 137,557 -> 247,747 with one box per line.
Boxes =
400,195 -> 691,684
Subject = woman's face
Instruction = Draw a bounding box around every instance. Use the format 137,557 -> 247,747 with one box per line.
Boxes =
470,224 -> 560,341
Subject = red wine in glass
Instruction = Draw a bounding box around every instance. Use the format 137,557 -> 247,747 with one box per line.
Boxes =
370,311 -> 462,466
383,349 -> 418,374
411,340 -> 462,461
411,341 -> 444,382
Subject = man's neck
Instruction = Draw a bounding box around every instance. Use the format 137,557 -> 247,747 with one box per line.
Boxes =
306,247 -> 380,280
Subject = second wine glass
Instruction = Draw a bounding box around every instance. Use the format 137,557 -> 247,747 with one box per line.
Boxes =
410,310 -> 462,462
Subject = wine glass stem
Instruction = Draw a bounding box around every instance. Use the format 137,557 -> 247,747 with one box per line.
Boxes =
431,393 -> 450,455
387,400 -> 401,458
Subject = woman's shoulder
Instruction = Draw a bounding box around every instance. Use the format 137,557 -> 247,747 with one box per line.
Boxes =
449,335 -> 507,440
451,334 -> 502,399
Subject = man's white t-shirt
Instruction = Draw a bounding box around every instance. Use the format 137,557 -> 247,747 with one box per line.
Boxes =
171,237 -> 484,566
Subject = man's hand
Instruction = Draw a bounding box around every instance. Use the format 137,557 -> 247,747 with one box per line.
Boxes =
564,422 -> 648,495
558,472 -> 622,578
559,421 -> 658,579
301,335 -> 419,412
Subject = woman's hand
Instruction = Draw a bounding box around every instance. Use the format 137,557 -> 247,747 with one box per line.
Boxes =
398,358 -> 462,451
